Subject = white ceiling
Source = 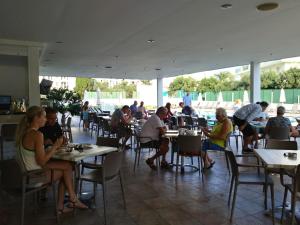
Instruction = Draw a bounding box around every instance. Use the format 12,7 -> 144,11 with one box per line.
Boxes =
0,0 -> 300,79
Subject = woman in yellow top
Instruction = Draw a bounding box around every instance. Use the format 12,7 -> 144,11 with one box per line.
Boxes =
201,108 -> 233,169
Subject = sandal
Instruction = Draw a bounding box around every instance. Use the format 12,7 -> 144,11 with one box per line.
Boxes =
57,207 -> 73,214
146,159 -> 157,170
160,161 -> 172,169
68,197 -> 88,209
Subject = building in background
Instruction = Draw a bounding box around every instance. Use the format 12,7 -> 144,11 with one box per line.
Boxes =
39,76 -> 76,90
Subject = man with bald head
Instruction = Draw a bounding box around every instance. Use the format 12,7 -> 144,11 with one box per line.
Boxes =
140,107 -> 170,170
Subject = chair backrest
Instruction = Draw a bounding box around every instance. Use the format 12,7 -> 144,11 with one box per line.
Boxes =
225,132 -> 232,149
0,159 -> 22,189
185,116 -> 194,126
268,127 -> 290,140
177,135 -> 202,153
66,117 -> 72,128
197,118 -> 207,127
225,150 -> 238,176
1,124 -> 18,140
101,119 -> 111,131
135,111 -> 143,119
96,137 -> 120,148
103,151 -> 123,178
265,140 -> 297,150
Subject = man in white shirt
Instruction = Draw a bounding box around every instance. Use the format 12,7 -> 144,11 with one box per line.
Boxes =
233,101 -> 269,152
140,107 -> 169,170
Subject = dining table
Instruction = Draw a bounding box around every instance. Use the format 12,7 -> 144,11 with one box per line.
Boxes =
254,148 -> 300,220
52,144 -> 118,194
254,148 -> 300,169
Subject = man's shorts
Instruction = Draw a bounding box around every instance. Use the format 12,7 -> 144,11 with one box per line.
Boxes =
233,116 -> 255,137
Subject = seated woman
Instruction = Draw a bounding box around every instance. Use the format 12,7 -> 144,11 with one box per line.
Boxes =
265,106 -> 298,137
201,108 -> 233,169
16,106 -> 87,214
164,102 -> 173,123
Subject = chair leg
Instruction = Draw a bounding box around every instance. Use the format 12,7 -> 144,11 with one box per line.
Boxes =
290,190 -> 297,225
119,172 -> 126,209
235,136 -> 238,153
175,154 -> 180,175
0,138 -> 3,160
264,183 -> 268,210
225,152 -> 230,174
21,178 -> 26,225
197,156 -> 201,177
52,184 -> 59,224
281,186 -> 288,224
102,183 -> 107,225
133,148 -> 138,172
79,180 -> 83,197
270,184 -> 275,225
228,176 -> 234,206
230,182 -> 238,222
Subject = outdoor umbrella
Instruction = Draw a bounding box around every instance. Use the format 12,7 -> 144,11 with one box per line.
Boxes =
279,88 -> 286,103
217,92 -> 223,103
97,88 -> 101,106
243,90 -> 249,103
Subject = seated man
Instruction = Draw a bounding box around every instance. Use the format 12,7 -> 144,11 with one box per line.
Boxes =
201,108 -> 233,169
141,107 -> 170,170
111,105 -> 132,149
39,107 -> 64,147
265,106 -> 298,137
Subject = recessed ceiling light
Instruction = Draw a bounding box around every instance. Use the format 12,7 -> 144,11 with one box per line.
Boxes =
256,2 -> 278,11
105,66 -> 112,69
55,41 -> 64,44
221,3 -> 232,9
147,39 -> 155,43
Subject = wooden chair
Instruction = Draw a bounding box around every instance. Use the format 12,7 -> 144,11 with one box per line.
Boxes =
281,164 -> 300,225
0,156 -> 58,225
62,117 -> 72,142
225,150 -> 275,224
267,126 -> 290,141
265,140 -> 297,150
79,151 -> 126,225
133,128 -> 160,171
176,135 -> 203,178
0,124 -> 18,160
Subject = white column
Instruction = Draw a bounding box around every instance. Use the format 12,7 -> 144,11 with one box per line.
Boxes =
157,78 -> 163,107
27,46 -> 40,106
250,61 -> 261,103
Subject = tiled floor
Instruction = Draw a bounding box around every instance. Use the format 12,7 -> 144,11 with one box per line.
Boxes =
0,118 -> 294,225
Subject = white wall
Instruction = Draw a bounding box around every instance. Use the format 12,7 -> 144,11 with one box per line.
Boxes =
0,55 -> 28,99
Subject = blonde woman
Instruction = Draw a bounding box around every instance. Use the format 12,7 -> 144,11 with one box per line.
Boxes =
16,106 -> 87,213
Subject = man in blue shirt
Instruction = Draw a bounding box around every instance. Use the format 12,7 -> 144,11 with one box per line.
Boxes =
130,100 -> 138,116
183,92 -> 192,107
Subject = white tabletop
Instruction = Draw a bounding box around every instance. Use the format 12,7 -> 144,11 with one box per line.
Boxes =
254,149 -> 300,169
52,145 -> 118,162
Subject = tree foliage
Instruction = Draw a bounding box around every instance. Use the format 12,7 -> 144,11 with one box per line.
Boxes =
75,78 -> 137,99
196,77 -> 219,93
74,78 -> 98,98
168,76 -> 197,96
112,81 -> 137,98
141,80 -> 151,85
261,71 -> 280,89
47,88 -> 81,115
